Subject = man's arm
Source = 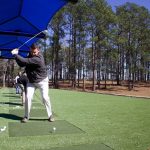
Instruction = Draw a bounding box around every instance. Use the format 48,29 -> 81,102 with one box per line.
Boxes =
15,55 -> 27,67
15,54 -> 41,66
11,48 -> 41,66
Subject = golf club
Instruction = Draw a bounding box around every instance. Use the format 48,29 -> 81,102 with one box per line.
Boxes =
18,30 -> 48,50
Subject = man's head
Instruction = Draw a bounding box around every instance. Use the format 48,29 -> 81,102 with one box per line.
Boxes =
30,43 -> 40,56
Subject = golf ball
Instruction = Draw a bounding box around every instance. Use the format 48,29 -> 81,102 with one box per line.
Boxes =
53,127 -> 56,131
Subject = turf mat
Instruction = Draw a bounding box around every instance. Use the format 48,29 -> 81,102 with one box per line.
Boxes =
9,120 -> 84,137
40,143 -> 113,150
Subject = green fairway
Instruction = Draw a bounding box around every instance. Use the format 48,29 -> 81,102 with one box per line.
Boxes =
41,143 -> 113,150
0,87 -> 150,150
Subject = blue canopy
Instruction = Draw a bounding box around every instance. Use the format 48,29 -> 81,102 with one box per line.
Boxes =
0,0 -> 77,59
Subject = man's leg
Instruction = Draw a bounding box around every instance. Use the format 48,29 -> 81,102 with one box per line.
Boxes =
37,77 -> 53,121
22,90 -> 25,105
18,84 -> 25,105
15,84 -> 19,94
23,83 -> 35,121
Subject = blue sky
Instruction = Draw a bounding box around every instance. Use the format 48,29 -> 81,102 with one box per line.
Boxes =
106,0 -> 150,11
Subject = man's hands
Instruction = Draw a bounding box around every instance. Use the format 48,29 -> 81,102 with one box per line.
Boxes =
11,48 -> 19,55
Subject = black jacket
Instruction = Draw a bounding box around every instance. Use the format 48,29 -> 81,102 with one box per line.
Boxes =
15,53 -> 47,83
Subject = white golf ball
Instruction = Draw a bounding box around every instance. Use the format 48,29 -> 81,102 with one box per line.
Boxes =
53,127 -> 56,131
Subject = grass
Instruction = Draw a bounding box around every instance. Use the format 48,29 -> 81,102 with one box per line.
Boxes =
0,87 -> 150,150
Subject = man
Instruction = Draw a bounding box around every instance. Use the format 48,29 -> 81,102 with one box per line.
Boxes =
11,43 -> 54,123
17,72 -> 28,105
14,73 -> 21,94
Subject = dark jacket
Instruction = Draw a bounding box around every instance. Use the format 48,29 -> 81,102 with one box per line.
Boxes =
15,53 -> 47,83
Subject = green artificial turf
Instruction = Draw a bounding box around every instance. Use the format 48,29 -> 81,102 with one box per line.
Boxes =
9,120 -> 84,137
41,143 -> 113,150
0,87 -> 150,150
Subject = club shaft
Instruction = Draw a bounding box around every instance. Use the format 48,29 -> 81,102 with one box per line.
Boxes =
18,30 -> 45,49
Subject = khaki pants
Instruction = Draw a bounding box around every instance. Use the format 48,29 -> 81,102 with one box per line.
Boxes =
25,77 -> 52,119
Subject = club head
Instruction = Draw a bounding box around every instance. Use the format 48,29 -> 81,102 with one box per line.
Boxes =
42,30 -> 48,34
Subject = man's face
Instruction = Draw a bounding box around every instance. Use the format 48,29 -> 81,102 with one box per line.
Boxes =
30,48 -> 39,56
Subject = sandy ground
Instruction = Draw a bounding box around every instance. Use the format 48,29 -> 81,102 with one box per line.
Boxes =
95,85 -> 150,98
58,81 -> 150,98
1,81 -> 149,98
